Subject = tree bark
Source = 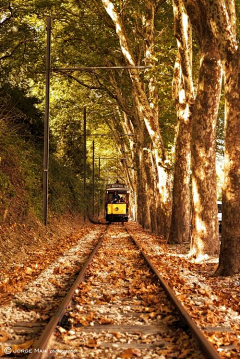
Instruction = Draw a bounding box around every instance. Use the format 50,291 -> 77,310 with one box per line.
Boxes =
169,91 -> 192,243
184,0 -> 222,257
205,0 -> 240,275
169,0 -> 193,244
190,46 -> 221,256
217,49 -> 240,274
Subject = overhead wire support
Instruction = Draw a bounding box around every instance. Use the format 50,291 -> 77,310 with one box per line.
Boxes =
51,66 -> 150,71
86,133 -> 134,137
42,16 -> 148,225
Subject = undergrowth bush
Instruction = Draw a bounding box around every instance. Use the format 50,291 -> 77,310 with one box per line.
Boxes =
0,123 -> 83,224
0,130 -> 84,223
48,156 -> 83,215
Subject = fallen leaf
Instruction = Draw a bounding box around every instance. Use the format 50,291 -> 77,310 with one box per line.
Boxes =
40,314 -> 50,321
57,326 -> 67,334
131,348 -> 141,357
25,267 -> 33,275
49,279 -> 62,287
0,331 -> 11,343
121,348 -> 141,358
86,338 -> 98,348
178,349 -> 193,358
99,317 -> 113,324
0,345 -> 5,357
162,315 -> 174,322
178,277 -> 185,285
53,267 -> 61,274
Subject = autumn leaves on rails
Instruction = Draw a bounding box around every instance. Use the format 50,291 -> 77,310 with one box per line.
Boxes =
0,223 -> 239,358
0,225 -> 105,358
48,224 -> 205,359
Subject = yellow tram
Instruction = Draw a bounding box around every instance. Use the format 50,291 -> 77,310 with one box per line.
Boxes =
105,182 -> 129,223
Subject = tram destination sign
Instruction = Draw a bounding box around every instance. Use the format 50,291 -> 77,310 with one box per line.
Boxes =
107,183 -> 127,189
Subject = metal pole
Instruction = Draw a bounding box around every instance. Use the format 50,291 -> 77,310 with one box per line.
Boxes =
83,106 -> 87,222
116,154 -> 119,181
98,157 -> 101,218
92,140 -> 95,217
43,16 -> 51,226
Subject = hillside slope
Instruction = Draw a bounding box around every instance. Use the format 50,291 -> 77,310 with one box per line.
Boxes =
0,116 -> 84,272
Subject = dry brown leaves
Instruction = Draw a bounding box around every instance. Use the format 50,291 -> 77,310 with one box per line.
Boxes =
126,222 -> 240,359
120,348 -> 141,358
0,217 -> 94,305
52,225 -> 205,359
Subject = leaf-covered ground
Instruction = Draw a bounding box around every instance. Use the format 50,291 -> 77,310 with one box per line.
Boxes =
48,225 -> 205,359
125,222 -> 240,358
0,215 -> 96,306
0,218 -> 239,358
0,220 -> 105,357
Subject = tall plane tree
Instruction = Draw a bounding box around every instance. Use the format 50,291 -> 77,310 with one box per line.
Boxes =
100,0 -> 171,236
184,0 -> 222,257
205,0 -> 239,275
169,0 -> 194,244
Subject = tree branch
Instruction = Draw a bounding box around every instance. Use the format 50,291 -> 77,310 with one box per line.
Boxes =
0,1 -> 13,26
55,70 -> 118,101
0,40 -> 26,60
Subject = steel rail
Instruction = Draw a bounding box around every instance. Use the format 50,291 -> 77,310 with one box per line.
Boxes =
130,234 -> 221,359
28,228 -> 107,359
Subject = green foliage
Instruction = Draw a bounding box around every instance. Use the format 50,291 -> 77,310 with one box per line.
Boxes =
0,85 -> 44,140
0,0 -> 227,223
0,169 -> 15,197
48,156 -> 83,215
0,125 -> 86,222
0,86 -> 91,222
1,0 -> 178,148
18,143 -> 43,218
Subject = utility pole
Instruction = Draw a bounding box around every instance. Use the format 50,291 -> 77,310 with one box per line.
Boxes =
43,16 -> 51,226
92,140 -> 95,218
83,106 -> 87,222
98,157 -> 101,218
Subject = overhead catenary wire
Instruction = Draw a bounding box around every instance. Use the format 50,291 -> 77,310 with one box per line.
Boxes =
51,66 -> 150,71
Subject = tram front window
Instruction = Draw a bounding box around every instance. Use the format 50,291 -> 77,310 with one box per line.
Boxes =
108,192 -> 126,203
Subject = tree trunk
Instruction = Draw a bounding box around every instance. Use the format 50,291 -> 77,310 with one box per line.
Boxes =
169,0 -> 193,243
169,101 -> 192,243
216,50 -> 240,274
203,0 -> 240,274
190,41 -> 222,256
183,0 -> 222,257
136,145 -> 151,229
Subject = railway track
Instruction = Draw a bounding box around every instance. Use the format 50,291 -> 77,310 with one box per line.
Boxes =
22,224 -> 220,359
0,226 -> 105,359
